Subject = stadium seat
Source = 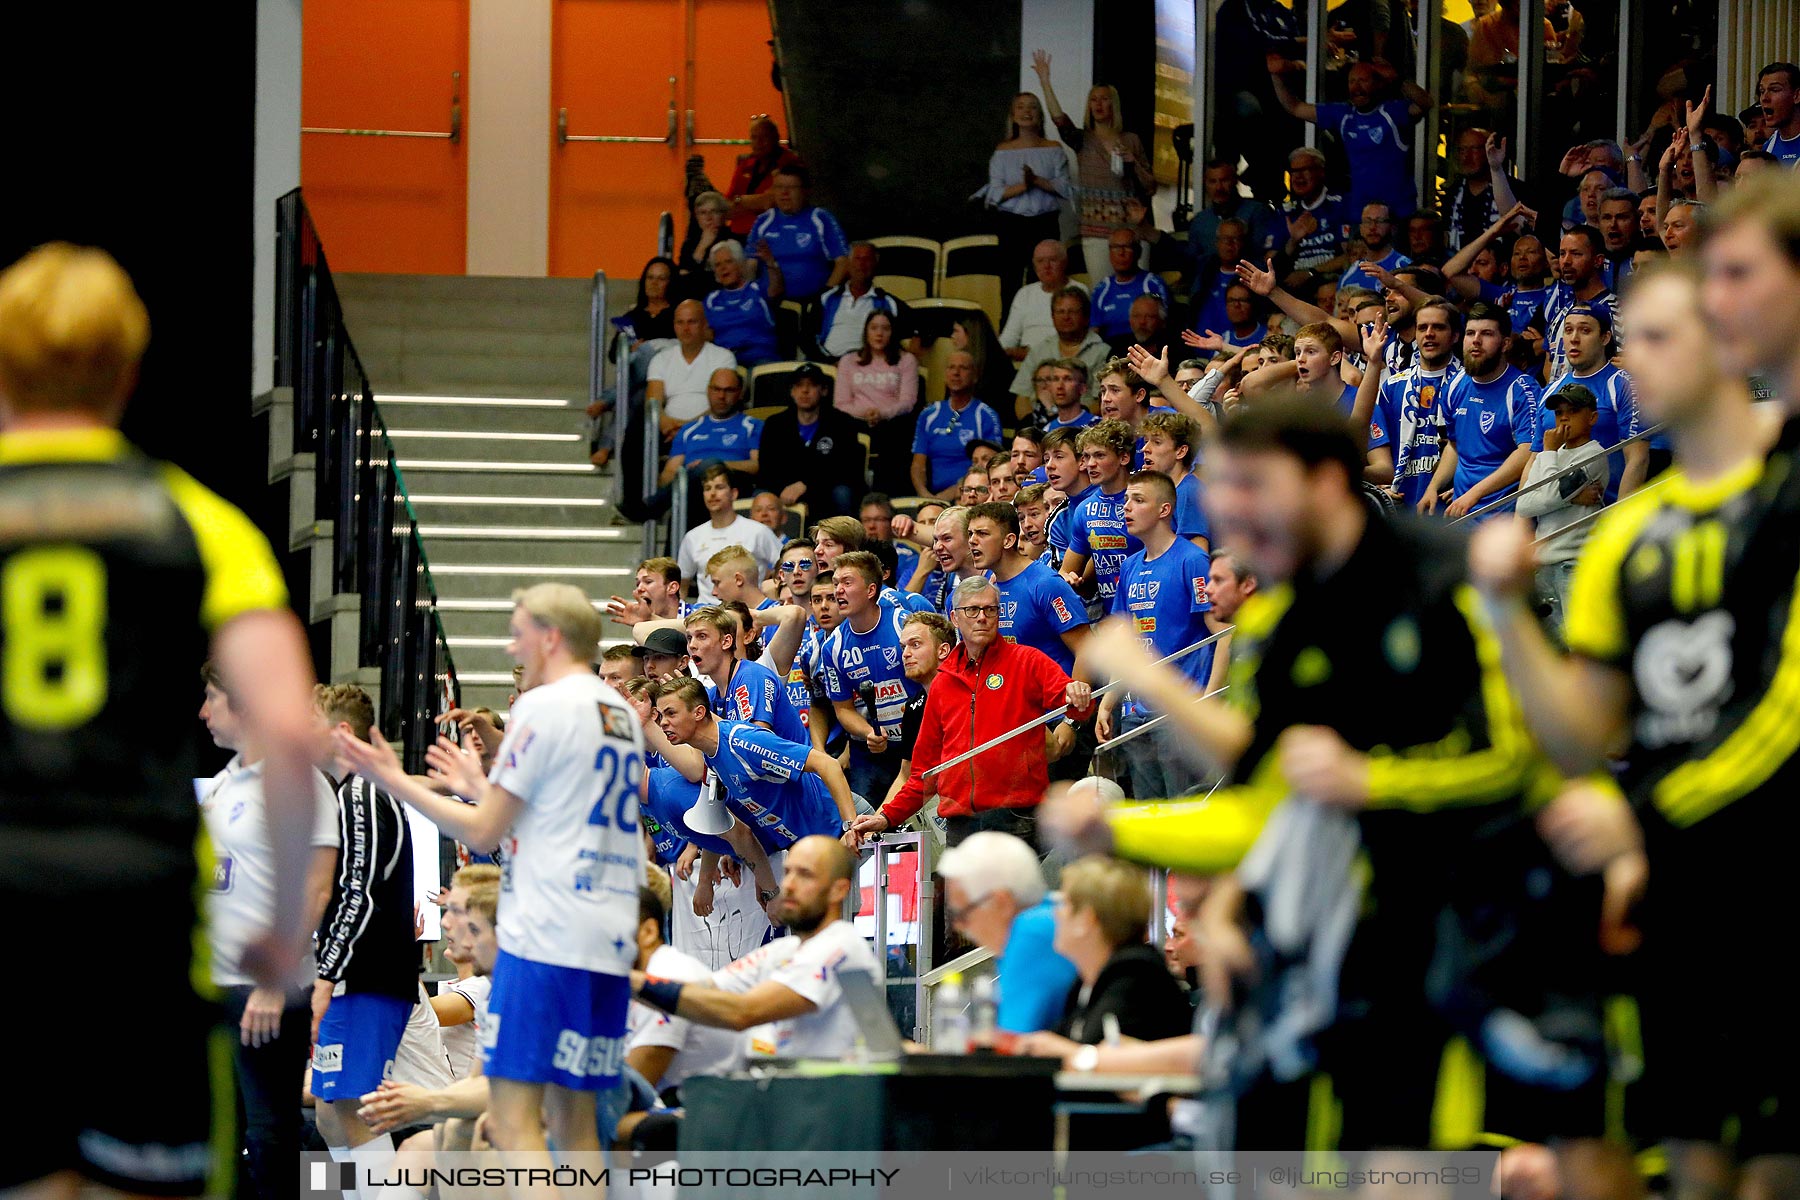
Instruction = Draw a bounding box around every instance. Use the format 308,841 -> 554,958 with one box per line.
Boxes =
746,360 -> 836,412
938,272 -> 1002,332
937,234 -> 1001,284
733,497 -> 807,540
874,274 -> 929,302
869,236 -> 940,298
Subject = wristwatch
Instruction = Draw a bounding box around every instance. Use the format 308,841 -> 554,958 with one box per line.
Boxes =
1071,1044 -> 1101,1073
759,888 -> 779,904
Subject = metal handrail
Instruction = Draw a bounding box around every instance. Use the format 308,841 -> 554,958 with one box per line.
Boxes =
921,626 -> 1232,779
304,73 -> 461,144
657,211 -> 676,259
274,188 -> 461,771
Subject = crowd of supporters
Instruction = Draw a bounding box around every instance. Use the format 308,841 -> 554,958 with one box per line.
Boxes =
11,42 -> 1800,1200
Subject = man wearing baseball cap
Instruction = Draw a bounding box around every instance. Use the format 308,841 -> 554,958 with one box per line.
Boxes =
756,362 -> 865,517
1515,383 -> 1610,637
1536,301 -> 1645,502
632,626 -> 693,681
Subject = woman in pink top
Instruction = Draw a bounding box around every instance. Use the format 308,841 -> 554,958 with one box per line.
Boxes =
836,310 -> 920,495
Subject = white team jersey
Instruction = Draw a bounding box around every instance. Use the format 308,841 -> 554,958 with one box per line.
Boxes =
391,982 -> 454,1090
488,671 -> 646,975
710,919 -> 880,1062
438,974 -> 492,1080
200,758 -> 340,989
669,864 -> 774,971
626,944 -> 743,1089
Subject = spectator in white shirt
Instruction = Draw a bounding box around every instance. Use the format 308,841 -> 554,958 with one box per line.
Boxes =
679,464 -> 784,603
621,886 -> 740,1116
999,240 -> 1089,363
1516,384 -> 1608,639
198,665 -> 340,1199
647,300 -> 739,433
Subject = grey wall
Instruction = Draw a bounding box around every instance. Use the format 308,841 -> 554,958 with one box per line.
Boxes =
770,0 -> 1025,240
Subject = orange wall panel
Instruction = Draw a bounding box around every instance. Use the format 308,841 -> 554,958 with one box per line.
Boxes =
302,0 -> 469,274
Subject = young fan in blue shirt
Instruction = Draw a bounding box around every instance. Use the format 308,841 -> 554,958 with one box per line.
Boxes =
964,501 -> 1090,675
1104,469 -> 1214,800
651,677 -> 857,857
1060,419 -> 1142,607
817,551 -> 919,804
1536,303 -> 1642,503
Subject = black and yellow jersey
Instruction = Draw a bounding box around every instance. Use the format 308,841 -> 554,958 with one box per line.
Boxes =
0,427 -> 288,894
1111,514 -> 1554,881
1565,442 -> 1800,839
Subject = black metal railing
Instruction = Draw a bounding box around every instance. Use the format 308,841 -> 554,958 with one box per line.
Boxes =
275,188 -> 459,771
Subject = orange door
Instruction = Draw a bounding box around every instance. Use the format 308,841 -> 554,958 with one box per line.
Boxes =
549,0 -> 685,278
302,0 -> 469,274
549,0 -> 783,279
685,0 -> 789,208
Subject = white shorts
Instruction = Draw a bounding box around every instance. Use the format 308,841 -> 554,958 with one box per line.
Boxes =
667,854 -> 778,970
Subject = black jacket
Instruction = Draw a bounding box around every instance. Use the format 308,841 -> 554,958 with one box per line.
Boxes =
1058,942 -> 1193,1044
757,406 -> 865,517
316,775 -> 419,1001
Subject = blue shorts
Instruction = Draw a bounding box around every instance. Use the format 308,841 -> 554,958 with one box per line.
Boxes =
483,950 -> 631,1091
311,992 -> 411,1100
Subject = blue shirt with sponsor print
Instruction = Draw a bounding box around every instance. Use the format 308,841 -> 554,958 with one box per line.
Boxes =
747,205 -> 851,301
1045,484 -> 1094,568
895,543 -> 919,589
1110,537 -> 1214,717
915,570 -> 953,614
1335,381 -> 1390,451
1538,362 -> 1637,503
1191,266 -> 1239,336
1091,272 -> 1170,342
642,766 -> 732,860
707,721 -> 842,852
994,559 -> 1089,674
1444,365 -> 1540,515
1339,247 -> 1412,296
1173,473 -> 1211,544
1044,409 -> 1097,433
882,585 -> 934,616
1283,193 -> 1356,270
707,658 -> 808,746
1765,129 -> 1800,167
1476,279 -> 1553,339
672,412 -> 764,465
1068,487 -> 1141,603
704,277 -> 780,367
1373,361 -> 1463,508
1314,99 -> 1418,216
912,397 -> 1004,493
819,597 -> 918,742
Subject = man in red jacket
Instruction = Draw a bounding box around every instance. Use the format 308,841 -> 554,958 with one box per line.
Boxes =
851,575 -> 1094,846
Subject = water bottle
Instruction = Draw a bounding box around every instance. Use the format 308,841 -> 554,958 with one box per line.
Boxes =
936,974 -> 969,1054
970,975 -> 998,1052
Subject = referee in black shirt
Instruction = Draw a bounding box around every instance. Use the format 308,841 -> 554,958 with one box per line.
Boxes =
0,244 -> 321,1197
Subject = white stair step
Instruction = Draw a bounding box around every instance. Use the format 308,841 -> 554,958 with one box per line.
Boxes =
418,525 -> 628,542
447,635 -> 634,650
409,493 -> 609,506
430,564 -> 633,577
389,430 -> 584,443
436,597 -> 610,612
398,458 -> 598,474
382,394 -> 578,409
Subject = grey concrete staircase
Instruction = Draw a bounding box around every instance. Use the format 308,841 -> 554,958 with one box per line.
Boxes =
335,274 -> 645,712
